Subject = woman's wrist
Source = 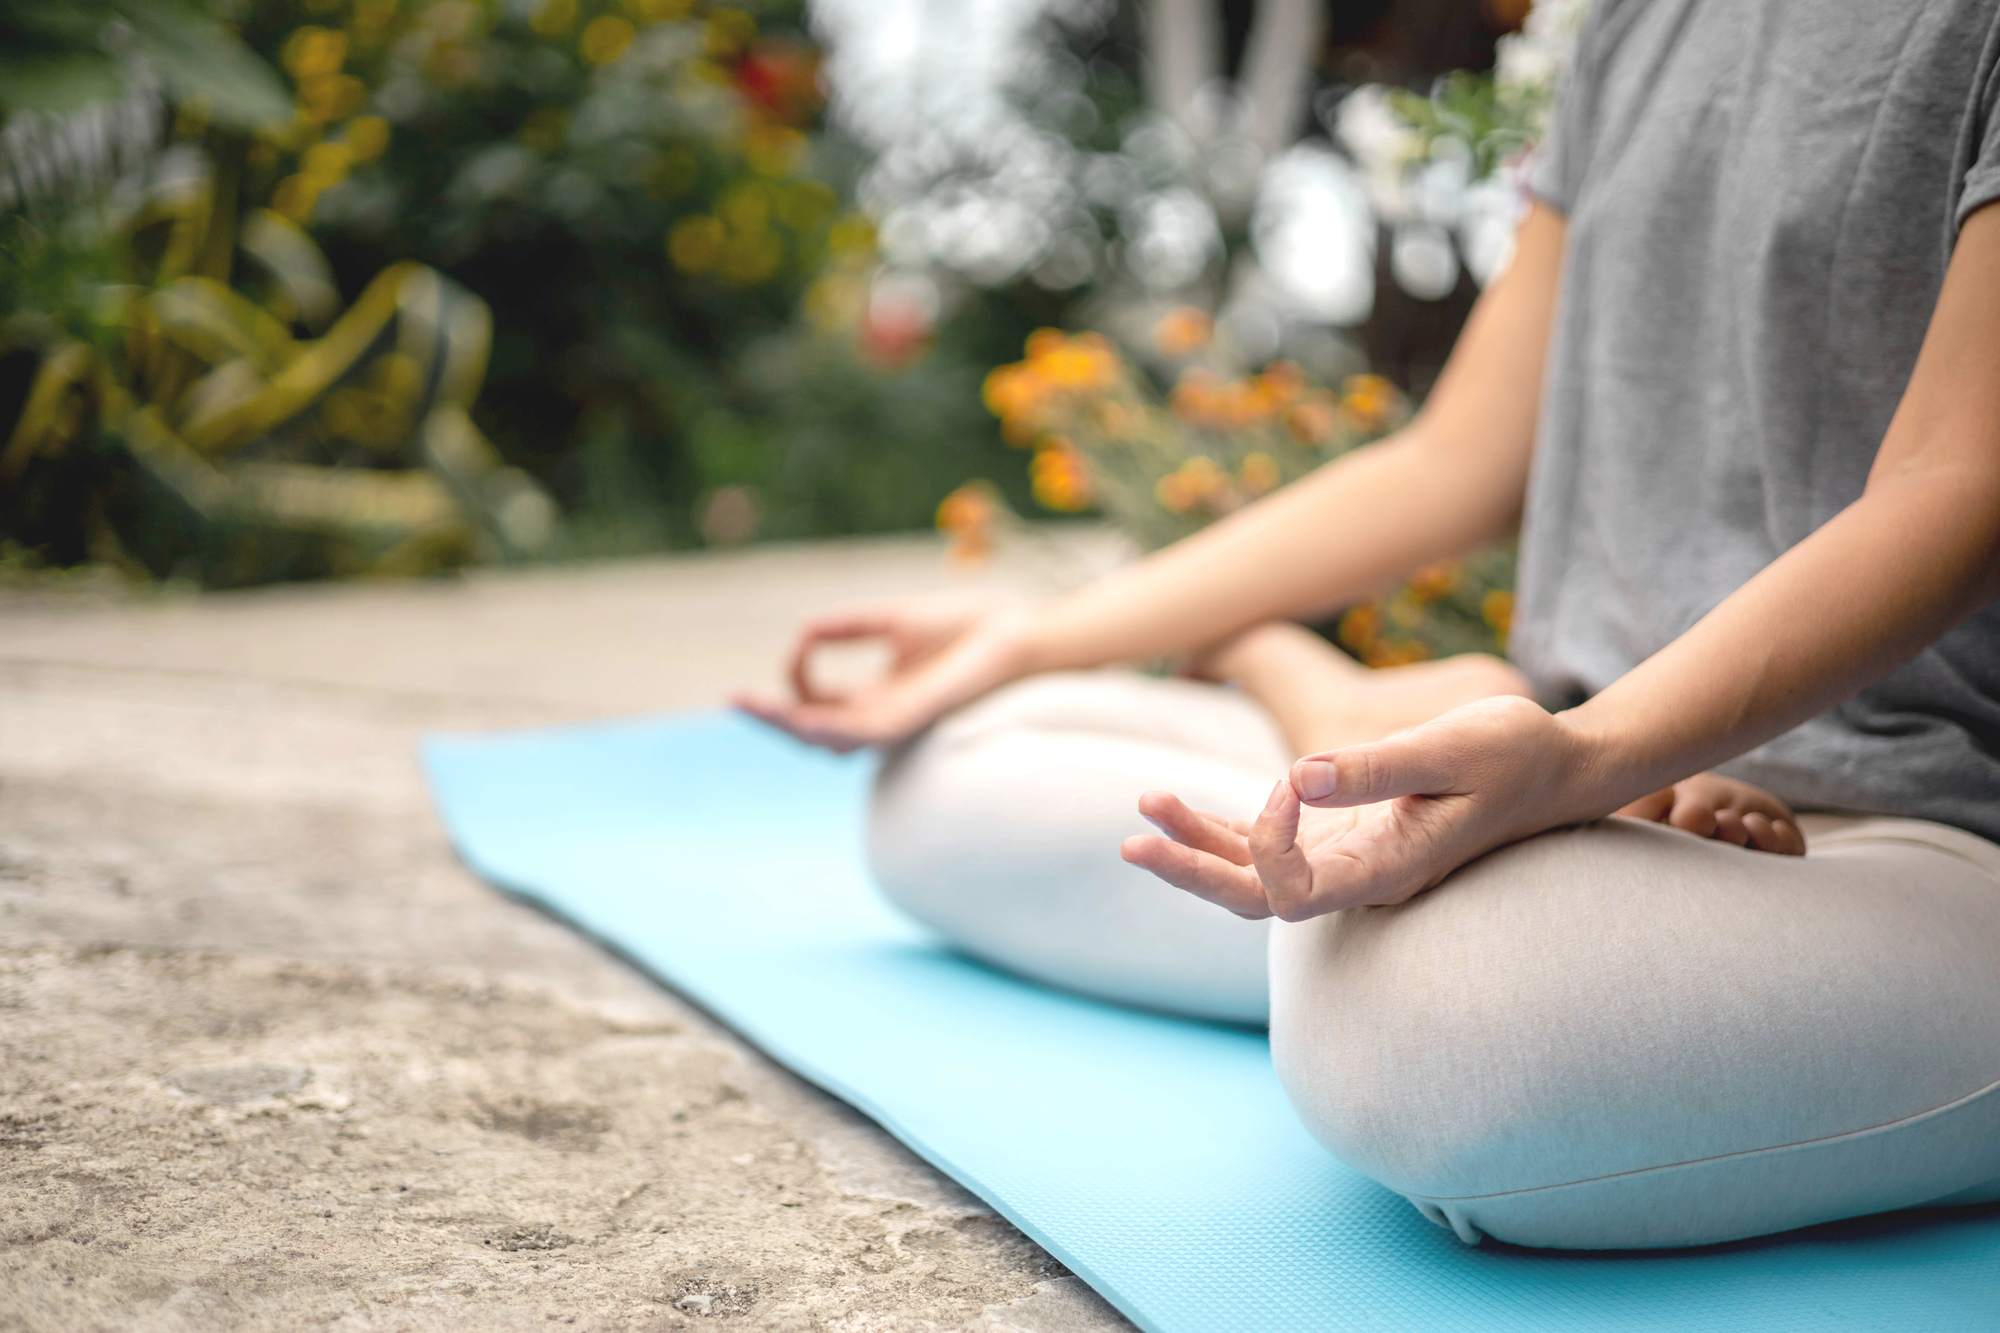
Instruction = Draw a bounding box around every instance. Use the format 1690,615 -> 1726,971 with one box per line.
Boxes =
1548,703 -> 1658,829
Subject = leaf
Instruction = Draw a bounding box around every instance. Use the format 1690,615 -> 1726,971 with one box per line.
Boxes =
116,0 -> 291,130
0,51 -> 125,113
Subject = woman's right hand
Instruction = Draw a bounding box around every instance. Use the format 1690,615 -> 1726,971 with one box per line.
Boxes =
732,592 -> 1035,752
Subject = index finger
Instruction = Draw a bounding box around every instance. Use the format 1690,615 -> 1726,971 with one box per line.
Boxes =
1120,834 -> 1272,918
787,608 -> 898,703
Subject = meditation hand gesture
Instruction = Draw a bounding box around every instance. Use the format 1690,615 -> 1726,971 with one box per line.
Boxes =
1123,696 -> 1586,920
734,593 -> 1032,752
1122,694 -> 1801,921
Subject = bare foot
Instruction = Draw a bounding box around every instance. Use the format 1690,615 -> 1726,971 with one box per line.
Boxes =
1189,622 -> 1532,756
1616,772 -> 1806,855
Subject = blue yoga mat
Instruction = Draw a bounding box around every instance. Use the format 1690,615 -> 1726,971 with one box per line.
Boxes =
422,710 -> 2000,1332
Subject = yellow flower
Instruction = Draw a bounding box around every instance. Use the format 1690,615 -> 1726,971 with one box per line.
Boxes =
705,8 -> 756,57
746,124 -> 805,177
282,27 -> 348,80
298,73 -> 366,122
300,139 -> 353,190
580,14 -> 636,64
531,0 -> 577,37
719,180 -> 773,231
718,229 -> 784,285
352,0 -> 398,48
271,174 -> 319,223
1031,439 -> 1093,512
778,180 -> 836,231
624,0 -> 692,21
345,115 -> 390,162
519,106 -> 571,155
1482,589 -> 1514,640
804,272 -> 865,333
826,213 -> 875,257
668,215 -> 724,272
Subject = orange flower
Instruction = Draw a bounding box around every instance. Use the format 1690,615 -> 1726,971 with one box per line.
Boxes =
1239,452 -> 1279,496
1284,395 -> 1339,445
1482,589 -> 1514,640
981,363 -> 1051,443
1255,360 -> 1305,404
936,481 -> 997,565
1091,399 -> 1136,439
1152,306 -> 1212,358
1031,439 -> 1093,512
1036,336 -> 1118,390
1155,455 -> 1226,514
1024,327 -> 1067,360
1363,639 -> 1434,668
1337,604 -> 1377,654
1340,373 -> 1402,434
1408,560 -> 1461,601
1171,367 -> 1281,431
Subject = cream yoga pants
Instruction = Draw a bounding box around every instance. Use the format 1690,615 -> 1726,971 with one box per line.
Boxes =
867,670 -> 2000,1249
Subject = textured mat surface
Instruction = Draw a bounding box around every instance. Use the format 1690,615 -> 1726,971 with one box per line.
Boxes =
422,711 -> 2000,1332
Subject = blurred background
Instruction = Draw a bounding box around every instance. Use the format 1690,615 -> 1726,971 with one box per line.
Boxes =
0,0 -> 1584,657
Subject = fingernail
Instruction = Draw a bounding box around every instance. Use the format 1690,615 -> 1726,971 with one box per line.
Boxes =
1293,759 -> 1336,801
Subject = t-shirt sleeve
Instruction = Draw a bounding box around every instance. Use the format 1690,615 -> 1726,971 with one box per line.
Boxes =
1526,6 -> 1613,214
1956,36 -> 2000,230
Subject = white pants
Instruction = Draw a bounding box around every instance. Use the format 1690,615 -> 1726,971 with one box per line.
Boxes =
867,671 -> 2000,1248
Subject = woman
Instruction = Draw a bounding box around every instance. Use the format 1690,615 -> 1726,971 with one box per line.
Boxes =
742,0 -> 2000,1249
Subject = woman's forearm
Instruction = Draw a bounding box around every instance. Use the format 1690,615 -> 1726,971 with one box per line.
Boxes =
1556,206 -> 2000,816
1558,466 -> 2000,815
1015,205 -> 1570,676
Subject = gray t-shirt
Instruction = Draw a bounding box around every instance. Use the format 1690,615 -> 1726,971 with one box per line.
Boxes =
1516,0 -> 2000,840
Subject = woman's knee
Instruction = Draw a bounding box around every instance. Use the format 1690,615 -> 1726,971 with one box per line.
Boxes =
1268,818 -> 2000,1246
867,685 -> 1281,1022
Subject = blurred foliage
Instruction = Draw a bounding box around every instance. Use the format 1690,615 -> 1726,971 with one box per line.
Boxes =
1385,71 -> 1529,182
0,0 -> 290,126
1,0 -> 562,583
954,316 -> 1514,664
1,0 -> 1045,583
247,0 -> 1039,551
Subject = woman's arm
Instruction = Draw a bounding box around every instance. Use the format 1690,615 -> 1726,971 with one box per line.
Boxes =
739,206 -> 1569,751
1127,204 -> 2000,921
1016,204 -> 1566,672
1552,203 -> 2000,806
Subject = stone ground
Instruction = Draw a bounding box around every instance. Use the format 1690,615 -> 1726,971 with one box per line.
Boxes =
0,533 -> 1139,1333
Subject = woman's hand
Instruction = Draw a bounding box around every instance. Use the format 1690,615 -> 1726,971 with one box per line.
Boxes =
1615,773 -> 1806,855
1122,695 -> 1604,920
733,592 -> 1033,752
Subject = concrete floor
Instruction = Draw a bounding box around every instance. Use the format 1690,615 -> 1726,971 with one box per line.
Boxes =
0,532 -> 1137,1333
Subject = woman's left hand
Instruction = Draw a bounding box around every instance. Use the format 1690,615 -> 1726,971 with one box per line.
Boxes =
1121,694 -> 1600,921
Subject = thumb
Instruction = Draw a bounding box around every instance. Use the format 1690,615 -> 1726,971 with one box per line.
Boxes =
1290,730 -> 1459,808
